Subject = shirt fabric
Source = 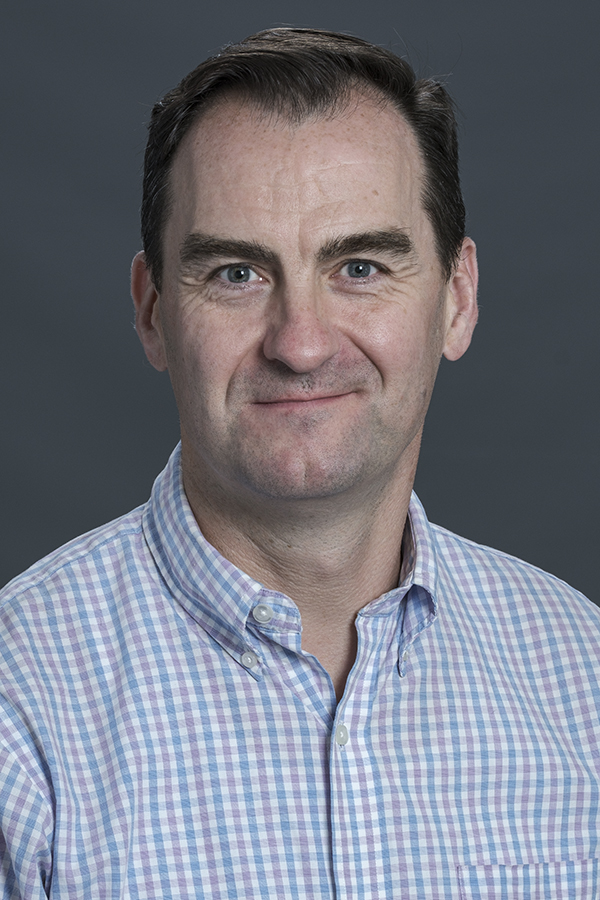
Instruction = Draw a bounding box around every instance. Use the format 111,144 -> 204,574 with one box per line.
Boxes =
1,444 -> 599,900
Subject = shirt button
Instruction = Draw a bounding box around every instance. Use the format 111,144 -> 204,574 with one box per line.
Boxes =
252,603 -> 274,624
335,724 -> 349,746
240,650 -> 259,669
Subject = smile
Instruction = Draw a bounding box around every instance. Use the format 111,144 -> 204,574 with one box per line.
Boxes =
254,392 -> 354,408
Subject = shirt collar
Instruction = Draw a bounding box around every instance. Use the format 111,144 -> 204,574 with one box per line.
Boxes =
143,445 -> 439,670
142,445 -> 270,676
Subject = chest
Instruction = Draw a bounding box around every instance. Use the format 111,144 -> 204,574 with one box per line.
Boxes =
44,614 -> 600,898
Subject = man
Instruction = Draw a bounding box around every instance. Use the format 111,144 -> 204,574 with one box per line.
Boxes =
1,27 -> 598,900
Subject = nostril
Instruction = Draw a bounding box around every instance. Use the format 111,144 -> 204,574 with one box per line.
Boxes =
262,313 -> 340,374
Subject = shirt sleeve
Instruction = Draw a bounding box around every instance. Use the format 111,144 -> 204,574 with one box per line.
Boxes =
0,697 -> 54,900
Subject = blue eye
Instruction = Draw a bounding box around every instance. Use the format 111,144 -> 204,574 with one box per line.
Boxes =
341,260 -> 377,278
219,265 -> 260,283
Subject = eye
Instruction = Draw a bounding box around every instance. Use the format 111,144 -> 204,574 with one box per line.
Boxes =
339,260 -> 379,279
218,265 -> 261,284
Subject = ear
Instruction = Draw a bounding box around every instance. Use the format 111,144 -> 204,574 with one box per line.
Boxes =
442,237 -> 479,362
131,251 -> 168,372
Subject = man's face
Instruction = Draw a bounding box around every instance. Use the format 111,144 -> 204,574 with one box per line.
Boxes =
134,95 -> 477,507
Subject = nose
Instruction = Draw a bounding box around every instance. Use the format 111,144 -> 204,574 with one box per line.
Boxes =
262,284 -> 340,373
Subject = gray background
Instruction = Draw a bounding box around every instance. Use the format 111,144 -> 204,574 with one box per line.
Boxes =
2,1 -> 598,601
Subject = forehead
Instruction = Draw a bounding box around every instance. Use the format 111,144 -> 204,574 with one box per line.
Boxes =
165,94 -> 429,250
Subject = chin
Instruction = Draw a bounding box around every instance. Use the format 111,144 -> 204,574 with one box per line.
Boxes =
231,446 -> 378,502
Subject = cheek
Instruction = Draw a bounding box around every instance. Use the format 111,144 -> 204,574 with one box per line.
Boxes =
354,310 -> 427,370
357,305 -> 445,401
167,311 -> 261,409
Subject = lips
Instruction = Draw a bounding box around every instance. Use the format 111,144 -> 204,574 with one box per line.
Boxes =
255,392 -> 352,405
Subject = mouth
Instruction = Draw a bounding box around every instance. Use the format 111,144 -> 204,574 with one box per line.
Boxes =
254,392 -> 354,408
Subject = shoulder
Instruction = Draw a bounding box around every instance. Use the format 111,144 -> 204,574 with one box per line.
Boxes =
430,520 -> 600,632
0,504 -> 148,618
0,503 -> 163,721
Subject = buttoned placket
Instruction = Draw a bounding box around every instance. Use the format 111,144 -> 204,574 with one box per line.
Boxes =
328,586 -> 420,899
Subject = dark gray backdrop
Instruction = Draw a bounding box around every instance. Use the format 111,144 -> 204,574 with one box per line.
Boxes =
2,1 -> 598,601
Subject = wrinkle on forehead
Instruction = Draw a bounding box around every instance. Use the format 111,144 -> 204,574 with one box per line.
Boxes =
164,91 -> 435,276
175,91 -> 424,189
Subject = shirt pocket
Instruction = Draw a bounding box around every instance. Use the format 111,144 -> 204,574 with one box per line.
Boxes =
457,859 -> 599,899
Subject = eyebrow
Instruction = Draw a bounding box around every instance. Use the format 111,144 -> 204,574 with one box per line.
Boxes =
179,227 -> 415,269
316,228 -> 415,264
180,234 -> 277,269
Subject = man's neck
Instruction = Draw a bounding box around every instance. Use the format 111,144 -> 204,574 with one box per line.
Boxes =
181,445 -> 418,700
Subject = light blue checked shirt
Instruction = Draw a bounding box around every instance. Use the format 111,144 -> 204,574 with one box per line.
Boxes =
1,445 -> 599,899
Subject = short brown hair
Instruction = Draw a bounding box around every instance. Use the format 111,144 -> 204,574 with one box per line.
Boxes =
141,27 -> 465,289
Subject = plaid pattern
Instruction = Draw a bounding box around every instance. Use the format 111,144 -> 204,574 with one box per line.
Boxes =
1,444 -> 599,899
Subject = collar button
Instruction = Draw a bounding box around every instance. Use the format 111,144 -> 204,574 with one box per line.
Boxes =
240,650 -> 259,669
252,603 -> 274,624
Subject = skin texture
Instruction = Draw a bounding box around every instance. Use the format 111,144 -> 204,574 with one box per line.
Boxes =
132,95 -> 478,698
